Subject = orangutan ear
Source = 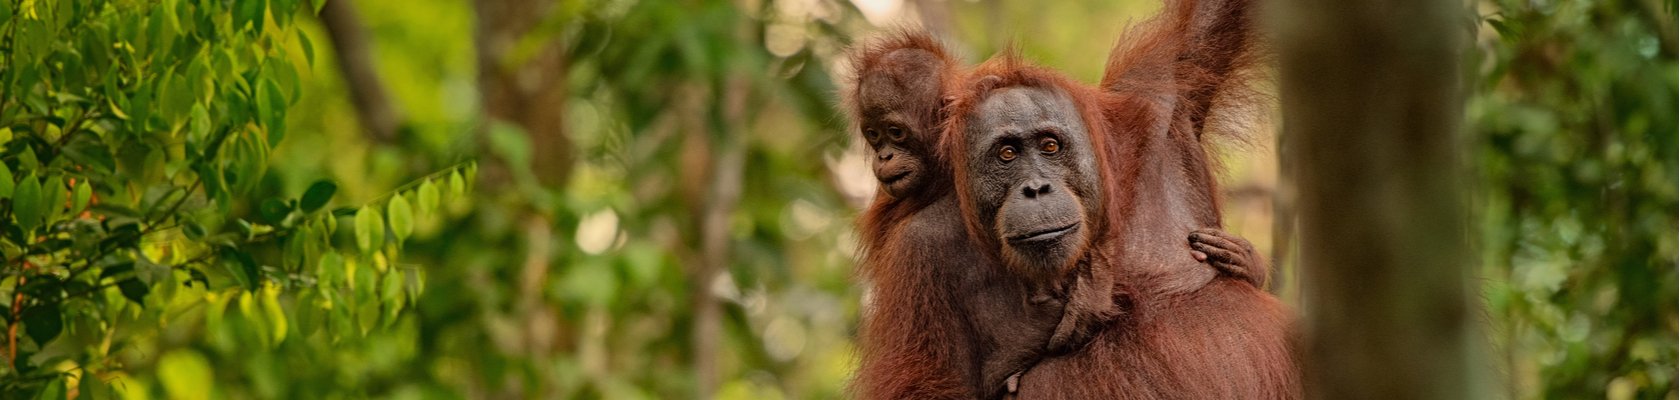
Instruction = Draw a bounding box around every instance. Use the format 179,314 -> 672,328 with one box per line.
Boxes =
974,75 -> 1003,94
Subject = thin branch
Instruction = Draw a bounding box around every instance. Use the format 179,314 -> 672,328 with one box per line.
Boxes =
6,260 -> 32,371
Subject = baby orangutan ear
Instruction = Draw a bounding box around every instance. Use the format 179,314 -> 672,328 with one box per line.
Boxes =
973,75 -> 1003,93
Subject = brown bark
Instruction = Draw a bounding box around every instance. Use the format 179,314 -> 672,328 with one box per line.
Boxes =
319,0 -> 401,143
1273,0 -> 1481,399
472,0 -> 574,187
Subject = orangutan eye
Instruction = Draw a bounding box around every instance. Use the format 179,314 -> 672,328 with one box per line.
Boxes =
999,145 -> 1018,162
887,126 -> 906,141
864,128 -> 880,142
1040,138 -> 1060,154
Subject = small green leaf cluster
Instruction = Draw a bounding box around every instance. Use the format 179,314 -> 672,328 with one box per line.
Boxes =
0,0 -> 472,396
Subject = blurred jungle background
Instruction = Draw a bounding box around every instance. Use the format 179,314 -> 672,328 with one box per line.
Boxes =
0,0 -> 1672,398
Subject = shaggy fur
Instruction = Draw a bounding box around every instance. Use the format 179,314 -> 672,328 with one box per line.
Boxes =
847,0 -> 1294,397
938,0 -> 1300,398
846,31 -> 1120,399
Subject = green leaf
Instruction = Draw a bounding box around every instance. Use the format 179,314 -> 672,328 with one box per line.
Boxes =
261,286 -> 287,344
255,77 -> 276,132
293,292 -> 322,338
13,174 -> 43,232
40,175 -> 64,223
261,77 -> 287,146
258,198 -> 291,223
354,207 -> 383,252
118,277 -> 150,305
72,181 -> 91,214
184,220 -> 207,240
300,180 -> 336,212
448,170 -> 465,199
165,70 -> 194,123
417,179 -> 439,216
268,0 -> 295,28
62,140 -> 117,174
138,258 -> 173,287
163,0 -> 183,33
146,3 -> 175,58
21,302 -> 63,346
100,262 -> 135,281
297,29 -> 315,67
78,366 -> 115,399
221,246 -> 260,291
36,376 -> 65,400
380,268 -> 403,306
0,162 -> 13,198
317,252 -> 345,287
387,194 -> 413,242
235,0 -> 266,32
190,103 -> 211,145
402,268 -> 423,306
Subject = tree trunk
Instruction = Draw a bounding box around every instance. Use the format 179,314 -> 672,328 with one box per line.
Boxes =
472,0 -> 573,188
1272,123 -> 1295,297
469,2 -> 573,397
319,0 -> 401,143
1272,0 -> 1481,399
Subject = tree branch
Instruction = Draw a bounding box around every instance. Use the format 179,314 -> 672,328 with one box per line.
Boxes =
319,0 -> 401,143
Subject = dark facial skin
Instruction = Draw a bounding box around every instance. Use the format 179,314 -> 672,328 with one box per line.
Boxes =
963,86 -> 1103,280
857,49 -> 945,199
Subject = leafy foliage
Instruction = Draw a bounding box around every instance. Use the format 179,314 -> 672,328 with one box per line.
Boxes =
0,0 -> 470,397
1473,0 -> 1678,398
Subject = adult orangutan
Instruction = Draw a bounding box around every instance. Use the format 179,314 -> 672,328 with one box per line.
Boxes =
940,0 -> 1299,398
844,28 -> 1271,399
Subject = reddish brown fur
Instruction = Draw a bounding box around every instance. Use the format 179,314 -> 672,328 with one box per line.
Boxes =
848,0 -> 1288,395
846,30 -> 979,400
842,30 -> 958,145
847,31 -> 1124,400
847,30 -> 962,230
938,0 -> 1299,398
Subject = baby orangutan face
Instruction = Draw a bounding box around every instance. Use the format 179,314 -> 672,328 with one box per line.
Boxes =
856,48 -> 948,199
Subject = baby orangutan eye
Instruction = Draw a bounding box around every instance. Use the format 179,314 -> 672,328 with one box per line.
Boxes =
1040,138 -> 1060,154
999,145 -> 1018,161
864,128 -> 880,142
887,126 -> 906,141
